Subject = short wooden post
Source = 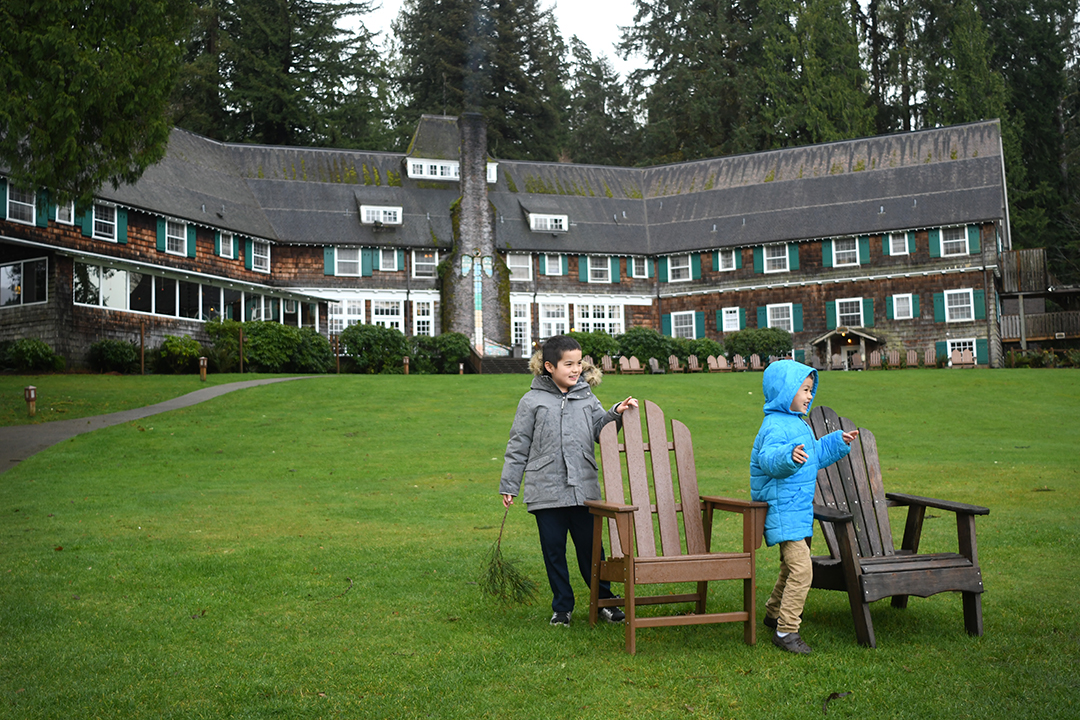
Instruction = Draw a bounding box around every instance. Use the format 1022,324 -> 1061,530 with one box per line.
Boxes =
140,321 -> 145,375
333,334 -> 340,374
24,386 -> 36,417
403,356 -> 410,375
238,328 -> 244,374
199,356 -> 207,382
459,362 -> 464,375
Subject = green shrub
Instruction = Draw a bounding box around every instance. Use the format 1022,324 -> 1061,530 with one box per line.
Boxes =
340,323 -> 409,373
289,327 -> 333,373
88,339 -> 139,374
3,338 -> 65,372
616,326 -> 674,363
206,321 -> 332,373
723,328 -> 792,360
409,332 -> 472,374
567,330 -> 620,361
205,319 -> 243,372
156,335 -> 204,374
686,337 -> 723,364
1064,349 -> 1080,368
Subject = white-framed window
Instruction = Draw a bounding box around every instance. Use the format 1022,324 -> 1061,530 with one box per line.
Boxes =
93,204 -> 116,241
668,254 -> 691,281
252,239 -> 270,273
0,257 -> 48,307
945,288 -> 974,322
407,158 -> 496,183
328,301 -> 344,334
414,300 -> 434,336
166,220 -> 187,256
539,303 -> 567,339
767,303 -> 793,332
361,205 -> 402,225
631,257 -> 648,278
543,254 -> 563,276
717,249 -> 737,272
372,300 -> 402,330
889,232 -> 908,256
512,302 -> 532,349
530,214 -> 567,232
941,226 -> 968,256
836,297 -> 863,327
413,250 -> 438,278
764,244 -> 788,273
721,306 -> 741,332
947,338 -> 975,357
379,248 -> 398,272
283,299 -> 297,314
893,293 -> 913,320
56,201 -> 75,225
833,237 -> 858,266
507,253 -> 531,282
671,310 -> 696,339
588,256 -> 610,283
337,247 -> 361,276
575,304 -> 623,335
220,232 -> 234,259
7,186 -> 35,225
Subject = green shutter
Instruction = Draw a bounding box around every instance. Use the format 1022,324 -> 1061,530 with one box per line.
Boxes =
647,258 -> 654,278
691,253 -> 701,280
908,231 -> 917,254
822,239 -> 832,267
156,217 -> 166,250
863,298 -> 874,327
735,248 -> 743,269
913,294 -> 921,318
80,207 -> 94,237
323,246 -> 335,275
882,235 -> 890,256
712,251 -> 719,272
658,257 -> 668,282
826,301 -> 837,330
372,249 -> 381,271
214,231 -> 221,255
36,190 -> 49,227
858,236 -> 870,264
738,308 -> 746,330
561,256 -> 569,275
186,224 -> 197,257
610,256 -> 620,283
397,249 -> 405,270
788,243 -> 799,271
929,228 -> 941,258
661,314 -> 671,336
0,179 -> 6,219
579,255 -> 588,282
795,349 -> 805,363
968,225 -> 981,254
244,237 -> 253,270
361,248 -> 373,276
886,296 -> 894,320
974,289 -> 986,320
757,306 -> 767,328
715,309 -> 723,332
792,303 -> 803,332
695,311 -> 705,339
753,247 -> 763,273
976,338 -> 988,364
538,255 -> 546,274
116,207 -> 127,244
933,292 -> 945,322
936,341 -> 947,362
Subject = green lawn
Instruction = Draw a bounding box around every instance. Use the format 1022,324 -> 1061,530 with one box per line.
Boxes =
1,370 -> 1078,718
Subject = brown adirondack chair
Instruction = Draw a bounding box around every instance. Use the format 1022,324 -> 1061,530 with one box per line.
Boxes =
583,355 -> 594,367
925,347 -> 938,367
601,355 -> 617,374
906,349 -> 919,367
668,354 -> 684,373
628,356 -> 645,374
808,406 -> 989,648
868,350 -> 881,369
749,354 -> 763,371
959,349 -> 975,368
831,353 -> 845,371
648,357 -> 664,374
888,350 -> 901,367
687,355 -> 703,373
620,356 -> 644,374
732,354 -> 747,371
586,401 -> 768,654
708,355 -> 731,372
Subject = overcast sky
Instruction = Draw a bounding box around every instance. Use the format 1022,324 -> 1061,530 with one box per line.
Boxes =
359,0 -> 645,78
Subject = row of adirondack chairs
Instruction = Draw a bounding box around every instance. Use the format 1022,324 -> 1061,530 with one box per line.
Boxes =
815,348 -> 978,371
592,354 -> 772,375
586,400 -> 988,654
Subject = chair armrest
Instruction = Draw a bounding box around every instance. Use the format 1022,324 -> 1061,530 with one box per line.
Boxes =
885,492 -> 989,516
814,503 -> 853,524
584,499 -> 638,516
700,495 -> 769,514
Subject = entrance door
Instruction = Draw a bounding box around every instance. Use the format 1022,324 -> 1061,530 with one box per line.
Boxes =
843,346 -> 860,370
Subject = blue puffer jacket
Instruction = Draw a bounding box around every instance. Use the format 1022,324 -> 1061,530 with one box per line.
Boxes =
750,360 -> 850,547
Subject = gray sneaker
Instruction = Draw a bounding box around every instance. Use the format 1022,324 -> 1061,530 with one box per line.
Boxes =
550,611 -> 571,626
598,606 -> 625,623
771,631 -> 812,654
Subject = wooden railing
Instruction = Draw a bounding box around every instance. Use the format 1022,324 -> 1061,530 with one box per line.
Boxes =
1000,248 -> 1049,294
1000,311 -> 1080,341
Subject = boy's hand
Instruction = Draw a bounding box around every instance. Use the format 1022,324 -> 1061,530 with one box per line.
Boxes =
792,444 -> 808,464
502,494 -> 514,508
842,430 -> 860,445
616,396 -> 638,414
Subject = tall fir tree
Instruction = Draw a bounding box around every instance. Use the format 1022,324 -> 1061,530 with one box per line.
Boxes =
565,37 -> 639,166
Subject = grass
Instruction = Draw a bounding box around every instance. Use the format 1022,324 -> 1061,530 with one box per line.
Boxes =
1,370 -> 1078,718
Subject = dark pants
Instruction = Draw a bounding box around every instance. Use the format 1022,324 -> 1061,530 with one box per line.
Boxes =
533,505 -> 615,613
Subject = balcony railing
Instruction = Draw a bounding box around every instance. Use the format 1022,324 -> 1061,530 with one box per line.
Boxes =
1001,311 -> 1080,341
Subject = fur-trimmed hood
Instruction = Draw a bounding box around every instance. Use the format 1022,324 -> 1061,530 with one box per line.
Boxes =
528,350 -> 602,387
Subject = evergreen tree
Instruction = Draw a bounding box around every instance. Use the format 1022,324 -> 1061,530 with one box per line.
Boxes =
565,37 -> 639,166
0,0 -> 191,203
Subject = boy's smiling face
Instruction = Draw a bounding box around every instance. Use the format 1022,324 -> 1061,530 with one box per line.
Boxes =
790,375 -> 814,414
545,349 -> 583,393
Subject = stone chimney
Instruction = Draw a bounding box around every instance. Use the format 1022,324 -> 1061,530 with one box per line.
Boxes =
442,112 -> 509,353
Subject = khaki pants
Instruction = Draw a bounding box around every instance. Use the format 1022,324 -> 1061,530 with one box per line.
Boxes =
765,538 -> 812,633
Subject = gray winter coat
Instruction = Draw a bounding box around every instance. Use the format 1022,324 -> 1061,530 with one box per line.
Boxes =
499,375 -> 622,512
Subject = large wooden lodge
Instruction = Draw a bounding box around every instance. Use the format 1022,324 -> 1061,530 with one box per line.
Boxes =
2,115 -> 1068,369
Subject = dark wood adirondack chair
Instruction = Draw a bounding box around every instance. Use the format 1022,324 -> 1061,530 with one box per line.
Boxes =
586,401 -> 768,654
807,406 -> 989,648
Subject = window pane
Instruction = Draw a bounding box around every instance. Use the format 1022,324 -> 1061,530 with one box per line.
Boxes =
380,249 -> 396,271
589,257 -> 609,282
338,247 -> 360,275
94,205 -> 116,239
942,227 -> 966,255
768,304 -> 792,332
414,250 -> 437,278
8,186 -> 35,223
722,307 -> 740,332
220,233 -> 234,258
632,257 -> 647,277
25,259 -> 47,304
129,272 -> 152,313
669,255 -> 690,281
0,263 -> 22,306
834,238 -> 857,265
837,299 -> 862,326
946,291 -> 972,321
156,277 -> 176,316
719,250 -> 735,271
890,233 -> 907,255
765,245 -> 788,272
202,285 -> 221,321
894,295 -> 911,319
74,262 -> 100,305
167,221 -> 186,254
673,313 -> 695,339
508,254 -> 530,281
100,268 -> 127,309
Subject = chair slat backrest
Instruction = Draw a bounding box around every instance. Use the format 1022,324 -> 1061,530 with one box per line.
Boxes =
645,402 -> 681,556
707,355 -> 719,371
907,349 -> 919,367
869,350 -> 881,367
629,357 -> 643,372
888,350 -> 900,366
602,355 -> 616,373
960,349 -> 974,366
809,406 -> 894,560
619,356 -> 631,372
925,347 -> 937,366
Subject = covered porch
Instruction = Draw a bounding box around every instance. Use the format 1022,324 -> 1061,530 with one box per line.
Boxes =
810,327 -> 882,370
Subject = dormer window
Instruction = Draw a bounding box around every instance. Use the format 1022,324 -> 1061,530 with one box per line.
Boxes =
530,214 -> 567,233
407,158 -> 498,184
361,205 -> 402,225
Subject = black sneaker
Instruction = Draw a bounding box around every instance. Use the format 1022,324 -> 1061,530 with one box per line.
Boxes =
771,631 -> 812,654
550,611 -> 571,626
598,606 -> 625,623
764,615 -> 778,630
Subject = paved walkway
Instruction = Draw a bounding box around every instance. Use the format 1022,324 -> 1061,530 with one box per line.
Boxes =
0,376 -> 322,474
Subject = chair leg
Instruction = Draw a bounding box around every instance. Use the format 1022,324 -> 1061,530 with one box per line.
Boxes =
589,515 -> 603,627
963,591 -> 984,636
743,576 -> 756,645
695,580 -> 708,615
625,565 -> 636,655
891,595 -> 910,609
850,598 -> 876,648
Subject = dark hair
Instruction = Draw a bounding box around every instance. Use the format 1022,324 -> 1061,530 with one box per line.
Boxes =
540,335 -> 581,375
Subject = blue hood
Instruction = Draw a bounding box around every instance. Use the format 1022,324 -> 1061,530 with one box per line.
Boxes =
762,360 -> 817,416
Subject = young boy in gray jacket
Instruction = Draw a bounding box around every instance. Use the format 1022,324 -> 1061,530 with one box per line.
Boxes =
500,335 -> 637,626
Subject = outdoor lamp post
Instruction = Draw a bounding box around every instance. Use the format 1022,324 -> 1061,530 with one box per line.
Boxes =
403,356 -> 410,375
24,386 -> 36,417
199,356 -> 207,382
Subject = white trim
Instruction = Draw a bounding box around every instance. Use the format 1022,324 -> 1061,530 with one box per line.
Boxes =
630,256 -> 649,278
944,288 -> 975,322
668,254 -> 691,282
412,249 -> 439,279
832,237 -> 859,267
511,300 -> 532,350
670,310 -> 697,339
360,205 -> 402,225
587,255 -> 610,283
892,293 -> 913,320
835,296 -> 863,328
763,244 -> 789,273
766,302 -> 794,332
251,239 -> 270,273
941,225 -> 969,256
0,256 -> 49,307
165,219 -> 187,256
506,252 -> 532,282
721,306 -> 741,332
543,253 -> 563,276
219,231 -> 234,259
406,157 -> 498,184
378,248 -> 398,272
92,203 -> 117,242
888,232 -> 908,256
716,248 -> 737,272
6,186 -> 36,225
336,246 -> 361,276
530,213 -> 568,232
413,298 -> 435,336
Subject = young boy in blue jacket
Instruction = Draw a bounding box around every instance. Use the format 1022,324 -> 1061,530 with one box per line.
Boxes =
750,360 -> 858,654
